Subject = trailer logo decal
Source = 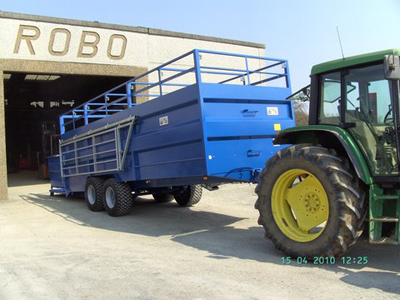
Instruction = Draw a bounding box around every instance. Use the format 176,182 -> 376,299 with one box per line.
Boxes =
159,116 -> 169,126
267,107 -> 279,115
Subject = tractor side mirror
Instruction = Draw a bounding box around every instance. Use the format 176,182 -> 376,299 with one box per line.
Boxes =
384,54 -> 400,80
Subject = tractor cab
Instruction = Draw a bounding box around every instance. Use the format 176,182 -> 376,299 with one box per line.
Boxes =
297,50 -> 400,180
315,58 -> 399,178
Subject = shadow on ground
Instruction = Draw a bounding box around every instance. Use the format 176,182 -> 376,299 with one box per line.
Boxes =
20,193 -> 274,262
333,240 -> 400,294
20,192 -> 400,295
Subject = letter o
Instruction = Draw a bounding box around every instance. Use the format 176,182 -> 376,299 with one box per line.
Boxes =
107,34 -> 127,60
49,28 -> 71,56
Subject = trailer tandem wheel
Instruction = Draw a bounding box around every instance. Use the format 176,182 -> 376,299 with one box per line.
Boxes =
103,179 -> 134,217
174,185 -> 203,207
153,193 -> 174,203
85,177 -> 106,211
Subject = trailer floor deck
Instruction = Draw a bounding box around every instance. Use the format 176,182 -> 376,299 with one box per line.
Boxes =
2,183 -> 399,299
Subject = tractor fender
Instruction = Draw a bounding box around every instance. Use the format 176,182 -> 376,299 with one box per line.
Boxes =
274,126 -> 373,185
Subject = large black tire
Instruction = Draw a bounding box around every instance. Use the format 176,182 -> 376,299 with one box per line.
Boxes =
255,144 -> 367,258
85,177 -> 105,211
174,185 -> 202,207
103,179 -> 134,217
153,193 -> 174,203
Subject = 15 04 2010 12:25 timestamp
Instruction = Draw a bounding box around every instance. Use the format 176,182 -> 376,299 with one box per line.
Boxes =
281,256 -> 368,265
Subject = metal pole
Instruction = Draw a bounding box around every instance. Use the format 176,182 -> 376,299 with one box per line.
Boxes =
158,69 -> 163,96
245,57 -> 250,85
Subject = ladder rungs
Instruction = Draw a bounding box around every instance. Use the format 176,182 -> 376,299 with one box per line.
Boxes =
369,238 -> 399,245
370,217 -> 399,223
374,195 -> 400,200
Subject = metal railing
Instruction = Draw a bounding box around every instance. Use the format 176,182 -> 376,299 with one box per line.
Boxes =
60,49 -> 290,134
59,117 -> 136,178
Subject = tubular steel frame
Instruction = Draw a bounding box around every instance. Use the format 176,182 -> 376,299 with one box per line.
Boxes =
60,49 -> 290,135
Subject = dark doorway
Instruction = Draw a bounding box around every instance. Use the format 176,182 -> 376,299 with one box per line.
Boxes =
4,72 -> 130,181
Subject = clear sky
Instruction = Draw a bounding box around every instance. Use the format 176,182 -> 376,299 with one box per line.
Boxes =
1,0 -> 399,91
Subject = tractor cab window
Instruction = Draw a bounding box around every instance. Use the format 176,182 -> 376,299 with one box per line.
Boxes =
344,64 -> 397,175
319,72 -> 341,125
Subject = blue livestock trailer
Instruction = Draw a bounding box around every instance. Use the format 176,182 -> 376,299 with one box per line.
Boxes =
48,49 -> 295,216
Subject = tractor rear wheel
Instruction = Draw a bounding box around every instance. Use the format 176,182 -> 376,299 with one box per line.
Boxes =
255,144 -> 366,258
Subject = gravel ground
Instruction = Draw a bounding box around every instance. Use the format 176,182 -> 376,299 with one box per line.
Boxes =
1,171 -> 399,299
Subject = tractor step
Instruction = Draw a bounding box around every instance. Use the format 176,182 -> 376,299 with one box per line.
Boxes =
370,217 -> 399,223
375,195 -> 400,200
369,238 -> 399,245
369,184 -> 400,245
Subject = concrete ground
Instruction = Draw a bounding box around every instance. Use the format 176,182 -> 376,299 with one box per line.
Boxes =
1,171 -> 399,300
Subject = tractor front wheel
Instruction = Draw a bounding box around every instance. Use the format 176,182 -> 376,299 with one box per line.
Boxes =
255,144 -> 366,258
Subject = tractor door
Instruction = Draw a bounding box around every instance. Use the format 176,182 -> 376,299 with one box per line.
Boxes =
317,63 -> 399,176
342,64 -> 398,176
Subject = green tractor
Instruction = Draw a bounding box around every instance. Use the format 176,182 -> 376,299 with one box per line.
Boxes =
255,49 -> 400,258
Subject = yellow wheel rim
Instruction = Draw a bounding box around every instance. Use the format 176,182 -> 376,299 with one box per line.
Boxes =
271,169 -> 329,242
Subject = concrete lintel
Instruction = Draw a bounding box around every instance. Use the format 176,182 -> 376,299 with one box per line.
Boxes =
0,59 -> 146,77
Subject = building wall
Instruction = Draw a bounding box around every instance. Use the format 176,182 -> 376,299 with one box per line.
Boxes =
0,71 -> 6,200
0,12 -> 264,70
0,12 -> 265,200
